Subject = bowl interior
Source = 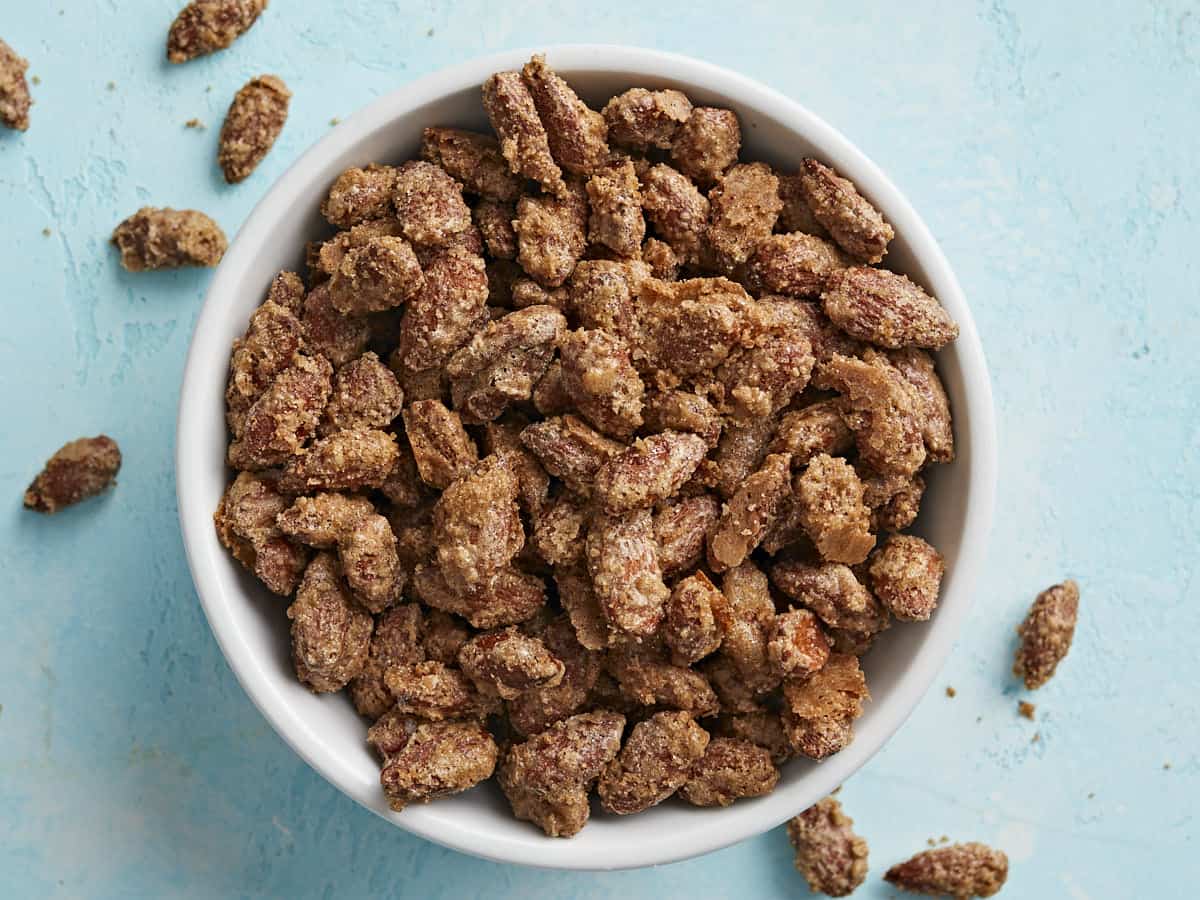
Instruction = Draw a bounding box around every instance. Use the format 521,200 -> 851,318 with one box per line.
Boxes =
177,46 -> 995,871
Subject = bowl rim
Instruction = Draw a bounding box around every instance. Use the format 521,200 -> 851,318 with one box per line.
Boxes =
176,43 -> 997,871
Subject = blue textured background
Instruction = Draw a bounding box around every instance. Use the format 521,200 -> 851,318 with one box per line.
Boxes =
1,2 -> 1197,897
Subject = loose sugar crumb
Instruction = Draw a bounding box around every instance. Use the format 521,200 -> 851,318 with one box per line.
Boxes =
945,686 -> 956,698
184,118 -> 205,129
1018,701 -> 1036,720
42,227 -> 51,237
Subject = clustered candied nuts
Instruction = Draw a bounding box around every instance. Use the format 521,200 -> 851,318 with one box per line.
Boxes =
213,52 -> 963,837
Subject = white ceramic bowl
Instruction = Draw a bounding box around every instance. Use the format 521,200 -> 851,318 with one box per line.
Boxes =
176,45 -> 996,871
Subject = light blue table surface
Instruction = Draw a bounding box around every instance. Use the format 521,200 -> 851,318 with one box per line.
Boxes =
1,2 -> 1197,897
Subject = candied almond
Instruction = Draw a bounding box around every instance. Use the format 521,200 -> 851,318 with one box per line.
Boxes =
378,717 -> 498,811
227,352 -> 332,470
770,558 -> 890,639
214,471 -> 308,595
277,427 -> 398,493
225,293 -> 306,437
521,54 -> 610,177
446,306 -> 566,424
799,158 -> 894,264
511,278 -> 568,311
708,452 -> 793,573
411,563 -> 546,630
598,710 -> 710,815
717,300 -> 815,422
166,0 -> 267,64
635,276 -> 752,382
0,39 -> 31,131
320,352 -> 403,435
641,237 -> 680,280
482,71 -> 566,197
396,246 -> 489,374
586,159 -> 645,258
678,737 -> 779,807
863,469 -> 926,533
458,627 -> 565,700
820,352 -> 927,477
514,183 -> 589,288
421,127 -> 522,202
787,796 -> 870,898
655,493 -> 721,581
432,455 -> 524,595
519,414 -> 625,496
770,400 -> 854,466
24,435 -> 121,514
717,710 -> 793,765
532,360 -> 573,416
718,562 -> 780,693
276,491 -> 374,548
709,416 -> 776,500
822,266 -> 958,350
218,75 -> 290,184
402,399 -> 478,489
663,572 -> 729,666
567,259 -> 646,344
301,282 -> 371,368
603,88 -> 692,150
481,418 -> 552,519
640,163 -> 709,265
473,199 -> 518,259
384,660 -> 500,721
111,207 -> 227,271
350,603 -> 425,720
702,654 -> 765,714
422,608 -> 471,666
795,453 -> 875,565
339,513 -> 405,613
530,494 -> 588,568
768,608 -> 831,678
321,164 -> 397,228
392,160 -> 472,248
507,616 -> 602,735
555,566 -> 613,651
328,235 -> 424,315
607,643 -> 719,717
671,107 -> 740,186
1013,579 -> 1079,690
704,162 -> 782,274
593,431 -> 707,514
867,534 -> 944,622
743,232 -> 849,299
884,842 -> 1009,898
288,552 -> 372,693
781,652 -> 868,759
641,390 -> 722,449
776,172 -> 829,237
888,347 -> 954,463
586,508 -> 670,638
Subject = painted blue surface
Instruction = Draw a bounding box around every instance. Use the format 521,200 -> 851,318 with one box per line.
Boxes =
1,2 -> 1196,897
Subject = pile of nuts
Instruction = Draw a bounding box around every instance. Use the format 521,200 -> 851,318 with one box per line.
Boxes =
213,53 -> 961,837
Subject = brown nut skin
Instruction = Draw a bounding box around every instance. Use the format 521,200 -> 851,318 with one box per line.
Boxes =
277,428 -> 398,494
670,107 -> 741,187
655,493 -> 721,581
301,283 -> 370,368
378,717 -> 498,812
499,710 -> 625,837
287,552 -> 373,693
24,436 -> 121,514
586,508 -> 670,638
768,608 -> 831,678
411,563 -> 546,630
432,455 -> 524,595
769,400 -> 854,467
457,627 -> 565,700
795,453 -> 876,566
521,54 -> 610,177
884,842 -> 1009,899
445,306 -> 566,425
704,162 -> 782,274
678,737 -> 779,807
328,235 -> 424,315
349,603 -> 425,720
867,534 -> 945,622
663,572 -> 729,667
402,399 -> 479,490
227,352 -> 333,470
112,207 -> 227,271
708,452 -> 793,573
166,0 -> 268,64
519,414 -> 625,497
603,88 -> 693,151
742,232 -> 849,299
787,796 -> 870,898
640,164 -> 710,265
396,246 -> 489,374
321,164 -> 398,228
0,39 -> 32,131
320,352 -> 403,435
214,471 -> 308,595
598,710 -> 711,815
391,160 -> 472,249
781,652 -> 868,759
1014,579 -> 1079,690
587,159 -> 645,258
218,74 -> 290,183
482,71 -> 567,198
514,182 -> 589,288
421,127 -> 522,202
225,284 -> 306,437
383,660 -> 500,721
822,266 -> 958,350
799,158 -> 895,264
593,431 -> 707,514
